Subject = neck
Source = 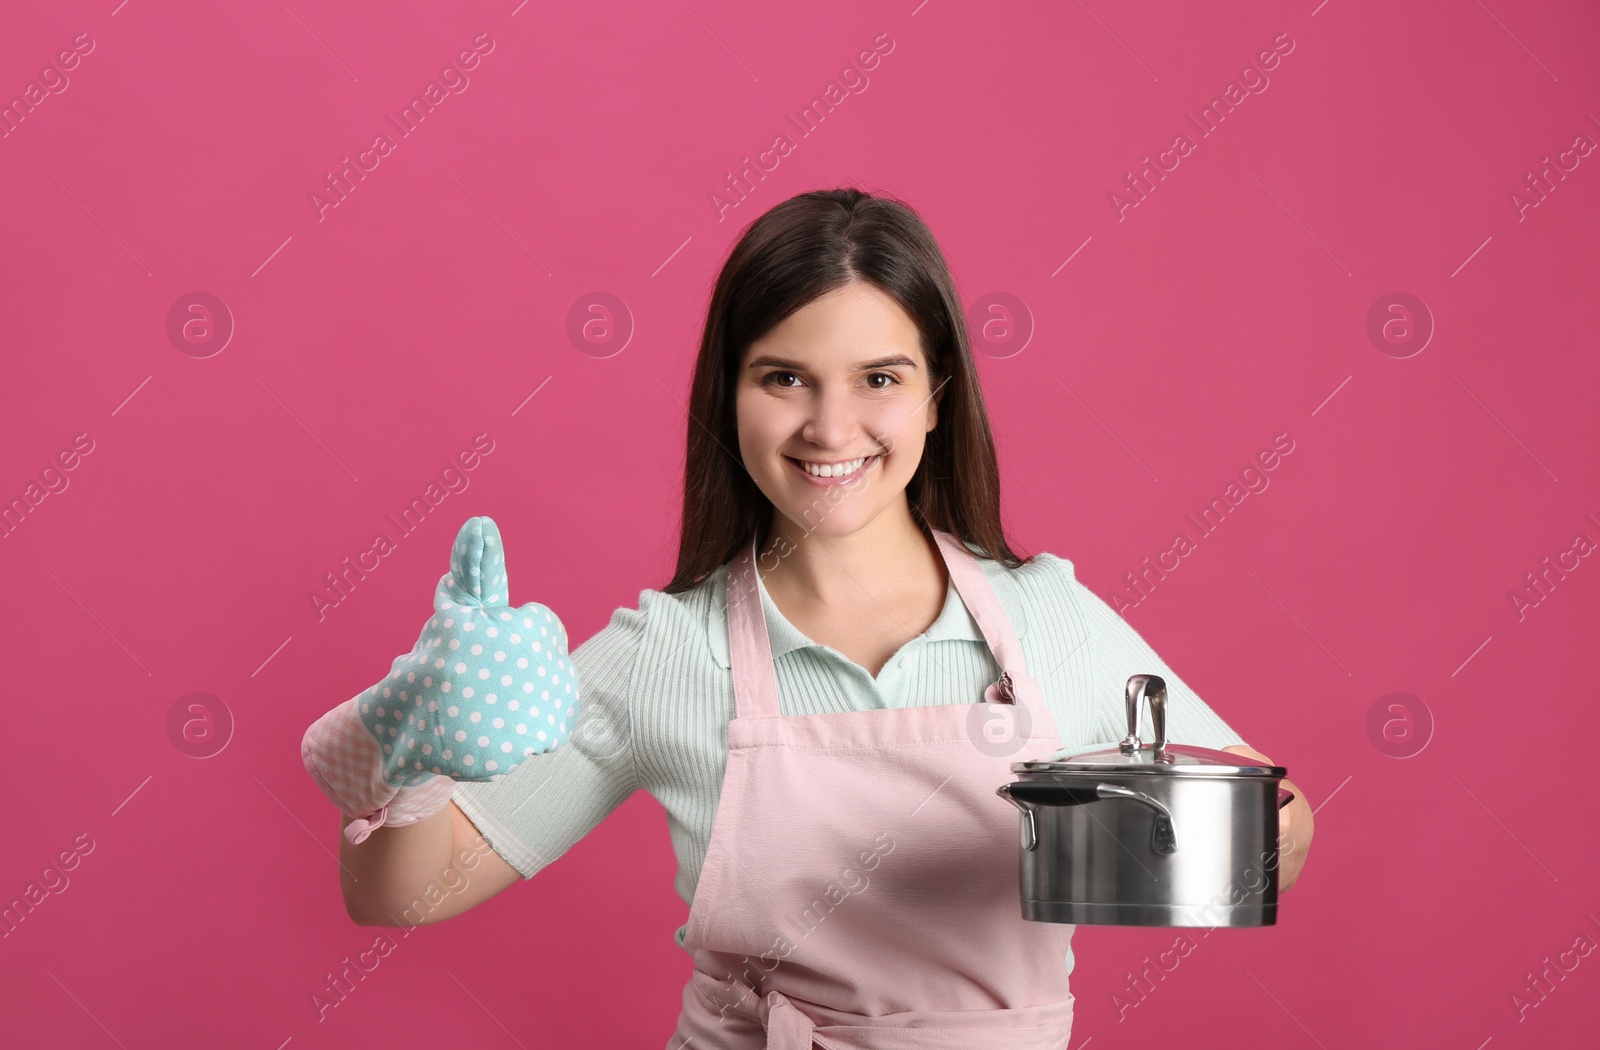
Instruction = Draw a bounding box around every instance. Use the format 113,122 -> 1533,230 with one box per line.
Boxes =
758,498 -> 940,605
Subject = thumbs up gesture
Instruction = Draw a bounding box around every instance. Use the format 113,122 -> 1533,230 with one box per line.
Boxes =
302,516 -> 580,843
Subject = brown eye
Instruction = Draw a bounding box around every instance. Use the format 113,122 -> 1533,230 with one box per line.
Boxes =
865,372 -> 900,390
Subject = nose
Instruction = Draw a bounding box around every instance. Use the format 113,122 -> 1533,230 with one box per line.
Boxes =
799,384 -> 861,452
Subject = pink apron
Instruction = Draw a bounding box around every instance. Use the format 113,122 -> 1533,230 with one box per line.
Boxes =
668,529 -> 1077,1050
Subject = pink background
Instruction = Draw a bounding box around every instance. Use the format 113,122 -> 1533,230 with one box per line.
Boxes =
3,0 -> 1597,1046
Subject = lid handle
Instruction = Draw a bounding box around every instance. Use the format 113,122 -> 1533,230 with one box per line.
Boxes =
1120,674 -> 1168,761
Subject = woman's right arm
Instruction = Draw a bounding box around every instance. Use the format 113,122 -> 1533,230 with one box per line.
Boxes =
339,801 -> 522,927
331,590 -> 653,926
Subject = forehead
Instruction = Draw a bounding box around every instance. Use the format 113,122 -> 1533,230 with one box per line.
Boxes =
745,283 -> 922,365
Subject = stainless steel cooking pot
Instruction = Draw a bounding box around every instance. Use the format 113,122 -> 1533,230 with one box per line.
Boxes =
996,674 -> 1294,927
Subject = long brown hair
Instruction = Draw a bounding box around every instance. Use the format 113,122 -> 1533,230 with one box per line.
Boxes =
663,186 -> 1028,594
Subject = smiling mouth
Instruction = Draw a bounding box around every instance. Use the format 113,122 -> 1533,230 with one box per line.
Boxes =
786,454 -> 880,479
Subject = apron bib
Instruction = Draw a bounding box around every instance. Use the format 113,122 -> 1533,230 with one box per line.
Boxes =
668,529 -> 1077,1050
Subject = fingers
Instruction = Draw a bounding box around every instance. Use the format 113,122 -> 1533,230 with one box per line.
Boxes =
443,516 -> 509,608
515,600 -> 571,654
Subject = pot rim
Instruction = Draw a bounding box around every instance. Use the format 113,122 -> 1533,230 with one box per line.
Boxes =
1012,757 -> 1286,778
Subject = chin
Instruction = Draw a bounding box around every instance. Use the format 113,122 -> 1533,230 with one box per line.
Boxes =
779,513 -> 875,540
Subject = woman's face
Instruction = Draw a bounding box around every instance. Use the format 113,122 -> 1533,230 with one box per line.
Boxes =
735,281 -> 940,540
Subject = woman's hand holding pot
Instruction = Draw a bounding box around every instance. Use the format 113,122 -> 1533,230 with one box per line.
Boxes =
1223,743 -> 1313,891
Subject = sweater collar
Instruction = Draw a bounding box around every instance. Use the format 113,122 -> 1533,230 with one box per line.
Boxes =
705,552 -> 1027,671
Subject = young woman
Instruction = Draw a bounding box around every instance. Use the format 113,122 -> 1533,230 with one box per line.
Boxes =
313,187 -> 1313,1047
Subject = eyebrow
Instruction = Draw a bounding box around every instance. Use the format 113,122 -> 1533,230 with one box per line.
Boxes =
746,354 -> 919,371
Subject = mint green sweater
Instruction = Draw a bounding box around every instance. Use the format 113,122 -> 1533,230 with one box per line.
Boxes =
452,549 -> 1247,950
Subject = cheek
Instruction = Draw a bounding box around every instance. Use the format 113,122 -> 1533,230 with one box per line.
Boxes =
735,390 -> 787,460
872,400 -> 930,458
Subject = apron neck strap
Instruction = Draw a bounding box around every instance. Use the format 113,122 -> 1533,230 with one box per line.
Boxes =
726,529 -> 1034,721
726,536 -> 781,720
929,529 -> 1029,677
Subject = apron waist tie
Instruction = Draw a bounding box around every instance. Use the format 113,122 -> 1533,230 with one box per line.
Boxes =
762,991 -> 816,1050
686,964 -> 1078,1050
695,972 -> 817,1050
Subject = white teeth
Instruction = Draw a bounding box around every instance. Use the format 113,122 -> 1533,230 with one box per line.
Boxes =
798,455 -> 870,478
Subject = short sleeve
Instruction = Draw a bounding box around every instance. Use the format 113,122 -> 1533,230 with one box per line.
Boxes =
450,596 -> 647,878
1054,560 -> 1248,754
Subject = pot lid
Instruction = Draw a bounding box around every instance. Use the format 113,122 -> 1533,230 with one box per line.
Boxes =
1014,674 -> 1284,777
1015,741 -> 1283,776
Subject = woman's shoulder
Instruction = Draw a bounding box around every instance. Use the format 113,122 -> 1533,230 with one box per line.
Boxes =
969,547 -> 1083,640
572,563 -> 728,668
972,546 -> 1079,593
990,548 -> 1075,579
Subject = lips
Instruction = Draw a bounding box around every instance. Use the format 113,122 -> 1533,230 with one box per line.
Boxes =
786,454 -> 880,484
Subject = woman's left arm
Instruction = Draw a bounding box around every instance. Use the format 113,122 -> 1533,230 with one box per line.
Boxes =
1221,744 -> 1314,891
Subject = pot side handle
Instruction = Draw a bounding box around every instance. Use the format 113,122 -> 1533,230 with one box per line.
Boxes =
995,783 -> 1039,851
997,781 -> 1180,855
1095,783 -> 1178,855
1278,787 -> 1296,809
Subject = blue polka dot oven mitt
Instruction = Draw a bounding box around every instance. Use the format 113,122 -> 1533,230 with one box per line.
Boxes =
302,515 -> 580,844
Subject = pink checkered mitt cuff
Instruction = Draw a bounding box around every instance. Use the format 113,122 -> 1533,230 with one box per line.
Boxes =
302,698 -> 456,844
